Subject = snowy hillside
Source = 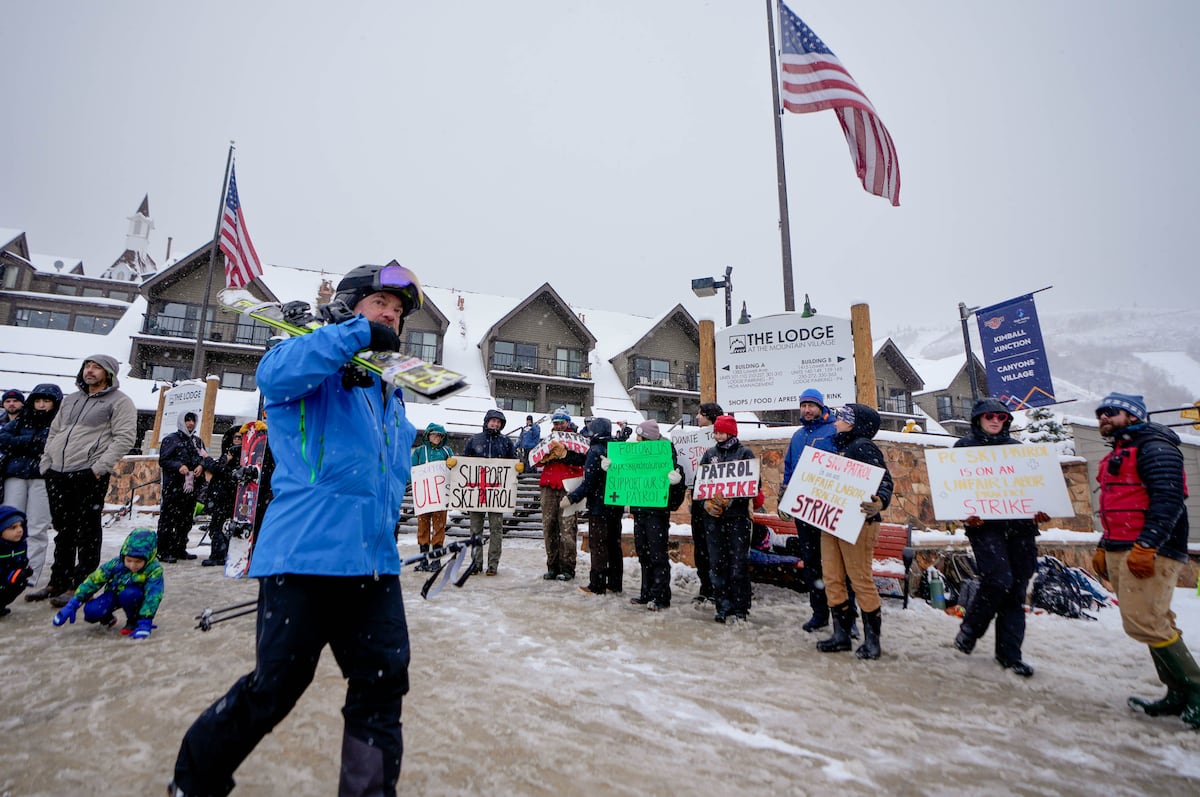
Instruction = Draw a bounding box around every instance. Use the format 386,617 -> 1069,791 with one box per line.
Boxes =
888,307 -> 1200,415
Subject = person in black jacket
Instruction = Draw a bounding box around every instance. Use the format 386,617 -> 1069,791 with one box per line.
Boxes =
462,409 -> 521,576
688,402 -> 723,605
628,420 -> 682,610
697,415 -> 757,623
816,403 -> 893,659
157,412 -> 208,563
200,426 -> 243,567
566,417 -> 624,595
1093,391 -> 1199,727
951,397 -> 1049,678
0,382 -> 62,588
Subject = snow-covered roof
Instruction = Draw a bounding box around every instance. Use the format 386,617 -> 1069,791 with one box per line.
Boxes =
908,354 -> 967,394
28,253 -> 84,275
0,228 -> 24,249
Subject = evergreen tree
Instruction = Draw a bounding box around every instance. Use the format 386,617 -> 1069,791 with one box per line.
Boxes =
1021,406 -> 1074,455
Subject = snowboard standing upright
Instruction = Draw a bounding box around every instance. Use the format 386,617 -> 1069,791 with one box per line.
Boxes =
225,422 -> 269,578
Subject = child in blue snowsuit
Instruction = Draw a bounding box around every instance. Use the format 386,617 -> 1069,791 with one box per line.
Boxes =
0,505 -> 32,616
52,528 -> 164,639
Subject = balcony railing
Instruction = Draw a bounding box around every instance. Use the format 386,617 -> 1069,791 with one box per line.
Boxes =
625,365 -> 699,393
936,399 -> 975,422
142,313 -> 272,346
403,342 -> 438,362
489,353 -> 591,380
878,395 -> 913,414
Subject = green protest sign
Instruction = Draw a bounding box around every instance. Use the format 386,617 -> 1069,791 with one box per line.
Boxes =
604,440 -> 672,508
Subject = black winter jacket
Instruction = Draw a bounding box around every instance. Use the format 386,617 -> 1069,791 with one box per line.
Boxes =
832,403 -> 894,523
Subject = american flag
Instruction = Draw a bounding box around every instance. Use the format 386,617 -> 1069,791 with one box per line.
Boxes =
779,3 -> 900,206
220,163 -> 263,288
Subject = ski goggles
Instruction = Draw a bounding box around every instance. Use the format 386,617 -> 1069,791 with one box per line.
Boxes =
377,261 -> 424,317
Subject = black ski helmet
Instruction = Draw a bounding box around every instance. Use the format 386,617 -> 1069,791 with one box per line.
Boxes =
333,260 -> 424,320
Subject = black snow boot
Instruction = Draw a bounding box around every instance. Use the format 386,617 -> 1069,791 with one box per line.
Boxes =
415,544 -> 432,571
856,609 -> 881,660
802,588 -> 829,632
817,602 -> 856,653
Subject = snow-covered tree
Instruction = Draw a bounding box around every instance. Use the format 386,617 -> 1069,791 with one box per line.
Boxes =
1021,406 -> 1074,455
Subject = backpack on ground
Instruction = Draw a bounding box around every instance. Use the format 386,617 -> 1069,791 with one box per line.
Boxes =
1029,555 -> 1097,620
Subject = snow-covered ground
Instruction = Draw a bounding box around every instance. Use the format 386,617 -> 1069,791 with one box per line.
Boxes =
4,519 -> 1200,796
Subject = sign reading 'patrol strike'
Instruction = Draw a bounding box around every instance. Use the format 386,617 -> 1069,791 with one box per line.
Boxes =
714,312 -> 855,412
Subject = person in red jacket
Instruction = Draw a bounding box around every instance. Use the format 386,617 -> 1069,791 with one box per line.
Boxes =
1093,391 -> 1198,729
538,407 -> 584,581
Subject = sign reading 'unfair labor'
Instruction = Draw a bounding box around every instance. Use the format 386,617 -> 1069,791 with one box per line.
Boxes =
447,457 -> 519,513
923,444 -> 1073,521
779,448 -> 885,544
715,312 -> 854,412
692,459 -> 760,501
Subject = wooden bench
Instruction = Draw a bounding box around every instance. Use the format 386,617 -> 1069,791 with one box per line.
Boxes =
749,513 -> 916,609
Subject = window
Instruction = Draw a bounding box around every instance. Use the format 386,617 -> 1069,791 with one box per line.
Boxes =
498,396 -> 535,412
1,266 -> 18,289
80,287 -> 105,298
936,395 -> 954,421
151,302 -> 215,337
634,357 -> 671,386
73,315 -> 116,334
556,348 -> 584,378
14,307 -> 70,330
54,284 -> 77,296
221,370 -> 257,391
405,331 -> 438,362
150,364 -> 191,382
234,315 -> 272,345
494,341 -> 537,372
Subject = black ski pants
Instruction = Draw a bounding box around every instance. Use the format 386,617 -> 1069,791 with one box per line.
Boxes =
44,469 -> 109,591
962,525 -> 1038,663
174,574 -> 411,797
586,509 -> 624,593
632,508 -> 672,606
704,512 -> 752,618
157,487 -> 195,556
690,499 -> 713,599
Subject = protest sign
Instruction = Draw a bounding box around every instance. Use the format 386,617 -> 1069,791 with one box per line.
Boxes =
670,426 -> 716,486
529,431 -> 589,467
410,461 -> 451,516
692,458 -> 760,501
779,448 -> 885,544
924,443 -> 1072,520
560,476 -> 585,516
447,457 -> 519,513
604,440 -> 673,508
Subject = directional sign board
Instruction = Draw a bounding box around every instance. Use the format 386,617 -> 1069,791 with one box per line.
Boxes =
714,312 -> 855,412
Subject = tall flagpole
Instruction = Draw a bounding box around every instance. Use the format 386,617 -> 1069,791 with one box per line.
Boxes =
765,0 -> 796,313
191,142 -> 236,379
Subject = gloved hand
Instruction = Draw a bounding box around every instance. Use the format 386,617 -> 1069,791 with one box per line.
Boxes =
1033,511 -> 1051,524
545,441 -> 567,462
515,461 -> 525,474
964,515 -> 984,529
667,468 -> 682,485
367,322 -> 402,353
131,618 -> 155,640
1127,544 -> 1157,579
859,495 -> 884,516
753,489 -> 766,510
52,597 -> 81,626
445,457 -> 458,468
704,495 -> 730,518
560,496 -> 572,510
777,506 -> 791,521
1092,548 -> 1108,579
317,299 -> 355,325
600,456 -> 611,471
4,566 -> 31,587
281,300 -> 316,325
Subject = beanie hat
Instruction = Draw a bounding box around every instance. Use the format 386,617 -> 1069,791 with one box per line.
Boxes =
835,405 -> 857,426
1097,392 -> 1147,421
0,505 -> 26,537
551,406 -> 571,423
2,389 -> 23,403
636,420 -> 662,440
713,415 -> 738,436
798,388 -> 825,407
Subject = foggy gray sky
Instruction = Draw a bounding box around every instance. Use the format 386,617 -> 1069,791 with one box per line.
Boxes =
3,1 -> 1196,334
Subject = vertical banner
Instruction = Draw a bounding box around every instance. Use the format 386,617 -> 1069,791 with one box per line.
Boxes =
410,462 -> 451,516
975,294 -> 1056,410
604,440 -> 673,508
447,457 -> 519,513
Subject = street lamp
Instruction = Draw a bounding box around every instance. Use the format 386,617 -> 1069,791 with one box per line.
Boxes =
691,265 -> 733,327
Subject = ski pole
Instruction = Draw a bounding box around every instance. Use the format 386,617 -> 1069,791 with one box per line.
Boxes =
194,599 -> 258,632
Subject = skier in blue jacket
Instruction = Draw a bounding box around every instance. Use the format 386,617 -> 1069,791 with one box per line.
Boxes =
171,261 -> 422,797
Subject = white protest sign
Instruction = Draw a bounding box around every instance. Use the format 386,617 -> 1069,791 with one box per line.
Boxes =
447,457 -> 519,513
529,431 -> 589,467
410,462 -> 451,516
670,426 -> 716,487
715,312 -> 855,412
692,458 -> 760,501
779,448 -> 885,544
560,476 -> 585,517
924,443 -> 1073,521
159,380 -> 206,442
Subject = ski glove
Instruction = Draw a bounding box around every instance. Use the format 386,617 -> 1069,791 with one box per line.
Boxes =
445,457 -> 458,468
1092,548 -> 1108,579
52,598 -> 82,626
600,456 -> 611,471
667,469 -> 682,485
131,618 -> 155,640
515,462 -> 525,474
1033,511 -> 1051,524
964,515 -> 984,529
1127,544 -> 1157,579
860,495 -> 884,516
4,566 -> 31,587
777,506 -> 791,522
704,495 -> 731,518
367,322 -> 402,353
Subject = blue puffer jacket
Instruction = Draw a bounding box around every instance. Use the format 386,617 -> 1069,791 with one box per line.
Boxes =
248,316 -> 417,577
781,403 -> 837,487
0,383 -> 63,480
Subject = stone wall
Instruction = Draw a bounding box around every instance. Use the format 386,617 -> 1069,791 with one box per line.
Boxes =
105,455 -> 161,510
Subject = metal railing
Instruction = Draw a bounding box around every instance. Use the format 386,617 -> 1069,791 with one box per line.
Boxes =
489,353 -> 591,379
878,395 -> 913,414
624,364 -> 699,392
142,313 -> 272,346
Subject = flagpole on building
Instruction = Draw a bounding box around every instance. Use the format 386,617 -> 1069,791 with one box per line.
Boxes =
191,142 -> 236,379
765,0 -> 796,313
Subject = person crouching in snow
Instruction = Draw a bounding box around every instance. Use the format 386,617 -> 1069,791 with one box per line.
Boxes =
51,528 -> 163,639
0,505 -> 33,617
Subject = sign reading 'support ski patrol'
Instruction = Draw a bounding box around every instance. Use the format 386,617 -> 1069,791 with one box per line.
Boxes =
447,457 -> 518,513
715,312 -> 854,412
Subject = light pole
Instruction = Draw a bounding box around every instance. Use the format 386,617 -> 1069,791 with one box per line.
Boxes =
691,265 -> 733,327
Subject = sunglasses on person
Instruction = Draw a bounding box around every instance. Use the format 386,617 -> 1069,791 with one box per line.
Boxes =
1096,407 -> 1122,419
981,412 -> 1011,422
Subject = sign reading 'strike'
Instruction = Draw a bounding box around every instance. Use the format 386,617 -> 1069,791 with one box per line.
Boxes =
923,444 -> 1073,520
